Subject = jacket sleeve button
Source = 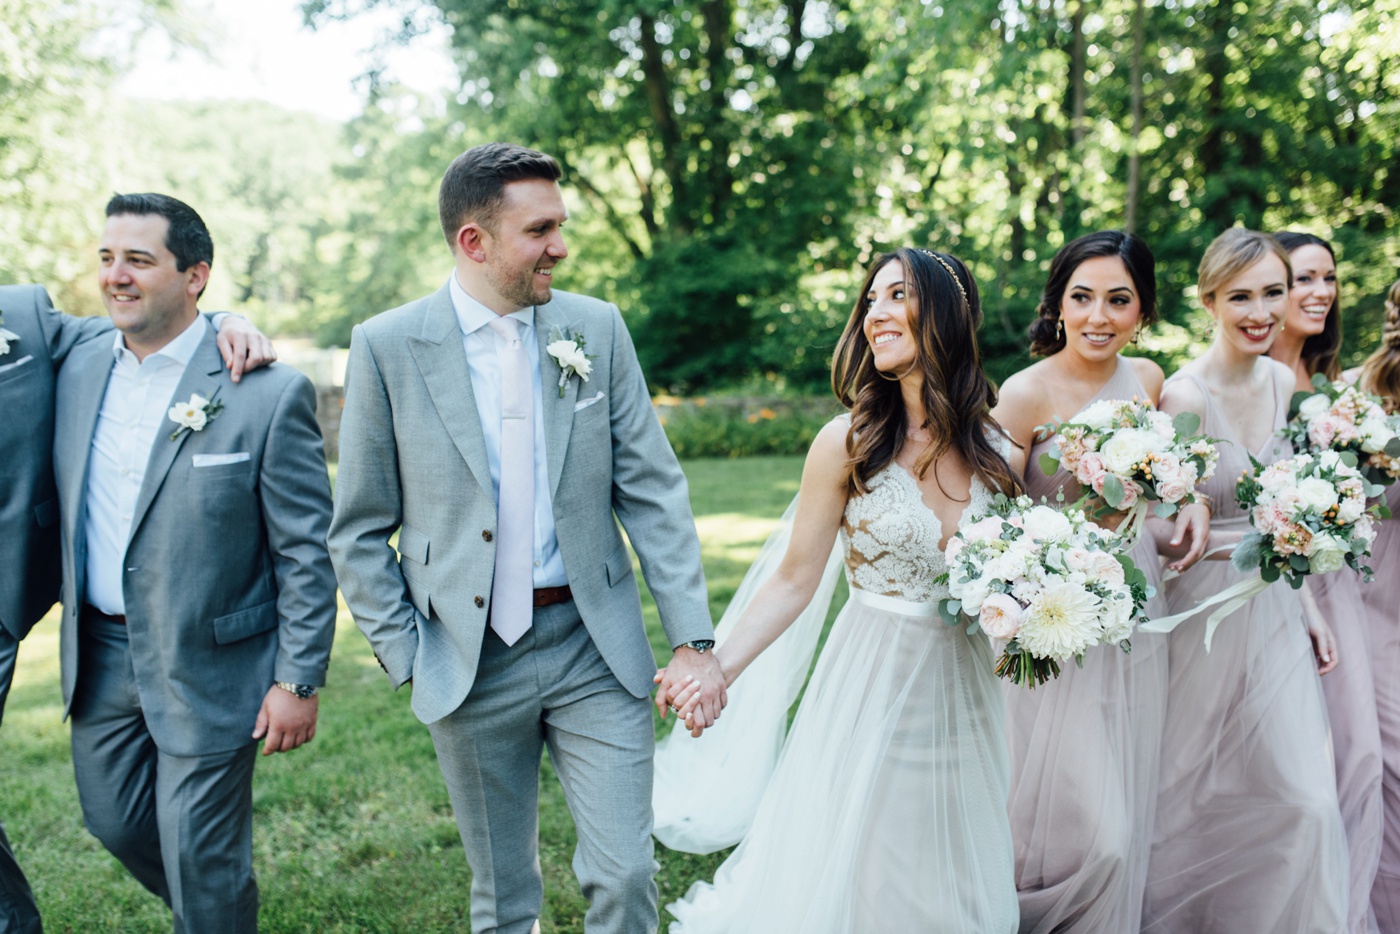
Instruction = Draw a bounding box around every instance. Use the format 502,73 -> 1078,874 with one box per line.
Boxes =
482,530 -> 493,542
474,596 -> 485,608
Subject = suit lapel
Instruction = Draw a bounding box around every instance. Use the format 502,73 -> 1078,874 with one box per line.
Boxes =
408,285 -> 493,498
128,331 -> 224,542
62,338 -> 120,597
535,302 -> 580,500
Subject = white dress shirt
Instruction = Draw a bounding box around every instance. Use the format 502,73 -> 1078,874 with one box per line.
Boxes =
84,315 -> 209,614
449,274 -> 567,589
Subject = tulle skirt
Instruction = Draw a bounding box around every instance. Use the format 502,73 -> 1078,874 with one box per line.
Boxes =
666,588 -> 1019,933
1144,554 -> 1348,934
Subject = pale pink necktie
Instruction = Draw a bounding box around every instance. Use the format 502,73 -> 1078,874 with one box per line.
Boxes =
487,316 -> 534,645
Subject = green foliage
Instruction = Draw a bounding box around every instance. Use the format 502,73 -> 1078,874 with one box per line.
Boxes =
658,397 -> 842,458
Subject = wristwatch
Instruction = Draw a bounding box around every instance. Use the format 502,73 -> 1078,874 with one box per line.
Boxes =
275,681 -> 319,700
681,640 -> 716,654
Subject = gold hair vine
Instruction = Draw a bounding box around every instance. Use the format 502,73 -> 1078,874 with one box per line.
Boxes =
918,249 -> 969,305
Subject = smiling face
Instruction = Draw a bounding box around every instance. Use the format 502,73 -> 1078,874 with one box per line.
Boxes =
98,212 -> 206,357
1285,243 -> 1337,339
863,259 -> 919,377
476,178 -> 569,313
1058,255 -> 1142,363
1205,253 -> 1290,356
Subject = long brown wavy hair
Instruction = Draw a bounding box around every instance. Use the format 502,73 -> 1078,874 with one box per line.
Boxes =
1360,278 -> 1400,410
831,247 -> 1023,500
1272,231 -> 1342,381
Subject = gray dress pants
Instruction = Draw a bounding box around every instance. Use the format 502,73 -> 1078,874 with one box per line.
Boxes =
69,611 -> 258,934
427,598 -> 659,934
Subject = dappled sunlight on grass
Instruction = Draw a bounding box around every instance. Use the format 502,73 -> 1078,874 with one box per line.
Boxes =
1,456 -> 813,931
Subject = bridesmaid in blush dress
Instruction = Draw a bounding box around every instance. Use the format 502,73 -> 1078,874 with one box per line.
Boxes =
1142,228 -> 1348,934
1355,278 -> 1400,930
1267,230 -> 1382,934
991,231 -> 1208,933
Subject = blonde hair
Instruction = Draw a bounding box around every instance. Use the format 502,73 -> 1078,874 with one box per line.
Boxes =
1359,278 -> 1400,409
1197,228 -> 1293,307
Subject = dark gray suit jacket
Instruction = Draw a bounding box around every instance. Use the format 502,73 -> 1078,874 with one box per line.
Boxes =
53,325 -> 338,756
329,286 -> 713,725
0,284 -> 111,641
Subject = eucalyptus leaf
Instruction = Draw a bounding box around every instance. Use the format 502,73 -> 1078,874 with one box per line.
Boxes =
1172,411 -> 1201,437
1039,451 -> 1061,477
1102,473 -> 1126,509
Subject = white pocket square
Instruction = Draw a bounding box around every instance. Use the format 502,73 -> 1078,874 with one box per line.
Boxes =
574,391 -> 606,412
192,452 -> 250,467
0,354 -> 34,375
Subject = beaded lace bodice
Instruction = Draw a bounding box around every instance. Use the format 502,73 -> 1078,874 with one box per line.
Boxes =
841,464 -> 995,602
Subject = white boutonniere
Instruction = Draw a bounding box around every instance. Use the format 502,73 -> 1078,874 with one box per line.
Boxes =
0,310 -> 18,358
167,390 -> 224,441
545,326 -> 595,398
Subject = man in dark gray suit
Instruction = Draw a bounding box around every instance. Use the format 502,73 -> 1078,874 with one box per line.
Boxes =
0,281 -> 270,933
329,143 -> 726,933
50,193 -> 336,933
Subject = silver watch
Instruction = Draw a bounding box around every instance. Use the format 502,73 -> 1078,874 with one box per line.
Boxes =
681,640 -> 716,654
275,681 -> 318,700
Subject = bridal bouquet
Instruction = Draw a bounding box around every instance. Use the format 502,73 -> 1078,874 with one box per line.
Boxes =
939,494 -> 1153,688
1233,449 -> 1386,587
1040,398 -> 1220,523
1283,375 -> 1400,486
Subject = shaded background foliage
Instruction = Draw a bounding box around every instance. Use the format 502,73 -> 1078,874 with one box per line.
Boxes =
2,0 -> 1398,394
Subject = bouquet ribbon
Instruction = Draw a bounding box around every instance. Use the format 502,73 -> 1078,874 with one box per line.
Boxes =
1138,573 -> 1273,651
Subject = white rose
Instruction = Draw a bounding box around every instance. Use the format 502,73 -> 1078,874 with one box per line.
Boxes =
167,393 -> 209,432
1295,476 -> 1340,514
1075,400 -> 1119,431
1306,532 -> 1348,574
1100,595 -> 1135,644
547,340 -> 592,380
978,593 -> 1024,639
1021,506 -> 1073,543
1298,393 -> 1332,420
1358,413 -> 1395,454
956,575 -> 991,613
1337,494 -> 1365,524
1099,428 -> 1162,475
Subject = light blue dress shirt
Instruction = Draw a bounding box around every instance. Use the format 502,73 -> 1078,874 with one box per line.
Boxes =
448,274 -> 567,589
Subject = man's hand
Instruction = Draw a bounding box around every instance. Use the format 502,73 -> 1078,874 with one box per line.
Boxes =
252,685 -> 319,755
654,646 -> 727,738
214,314 -> 277,382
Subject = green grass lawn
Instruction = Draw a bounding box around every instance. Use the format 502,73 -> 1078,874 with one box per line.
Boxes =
1,455 -> 843,932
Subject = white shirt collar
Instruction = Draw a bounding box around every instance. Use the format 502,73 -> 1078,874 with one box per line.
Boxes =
448,272 -> 535,337
110,313 -> 209,367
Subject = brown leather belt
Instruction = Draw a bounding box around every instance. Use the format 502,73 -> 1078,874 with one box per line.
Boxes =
83,604 -> 126,625
533,585 -> 573,608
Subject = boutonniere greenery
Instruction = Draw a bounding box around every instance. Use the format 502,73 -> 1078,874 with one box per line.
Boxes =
167,389 -> 224,441
0,309 -> 18,358
545,325 -> 595,398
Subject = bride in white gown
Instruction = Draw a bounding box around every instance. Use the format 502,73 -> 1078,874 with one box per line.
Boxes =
656,247 -> 1023,933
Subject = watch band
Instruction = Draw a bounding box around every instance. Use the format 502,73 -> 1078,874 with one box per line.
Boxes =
275,681 -> 318,699
682,639 -> 716,654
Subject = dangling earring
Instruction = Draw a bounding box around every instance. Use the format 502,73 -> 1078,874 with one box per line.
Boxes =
1132,323 -> 1143,346
1054,317 -> 1063,341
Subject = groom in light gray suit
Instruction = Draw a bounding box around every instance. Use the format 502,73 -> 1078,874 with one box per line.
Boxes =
329,142 -> 725,933
52,193 -> 336,933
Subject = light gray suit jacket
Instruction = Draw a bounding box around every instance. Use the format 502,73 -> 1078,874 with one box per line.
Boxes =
53,325 -> 338,757
328,285 -> 713,725
0,284 -> 111,641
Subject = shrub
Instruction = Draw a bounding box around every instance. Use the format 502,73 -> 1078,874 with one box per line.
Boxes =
656,396 -> 843,458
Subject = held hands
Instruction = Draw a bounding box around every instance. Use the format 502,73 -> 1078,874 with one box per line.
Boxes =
654,646 -> 728,738
214,314 -> 277,382
252,685 -> 319,756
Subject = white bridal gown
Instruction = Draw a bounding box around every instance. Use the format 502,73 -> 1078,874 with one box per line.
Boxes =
664,460 -> 1019,933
